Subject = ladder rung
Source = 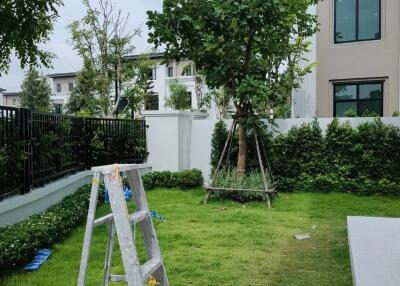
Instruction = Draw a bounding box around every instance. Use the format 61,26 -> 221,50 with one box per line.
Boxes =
140,258 -> 162,280
110,274 -> 127,282
94,210 -> 149,227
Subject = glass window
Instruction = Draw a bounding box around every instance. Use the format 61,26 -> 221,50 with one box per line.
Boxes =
186,92 -> 192,108
56,83 -> 61,93
358,0 -> 380,40
335,0 -> 380,43
336,102 -> 358,117
334,81 -> 383,117
183,65 -> 192,76
145,93 -> 159,111
167,66 -> 174,77
68,82 -> 74,92
335,0 -> 356,42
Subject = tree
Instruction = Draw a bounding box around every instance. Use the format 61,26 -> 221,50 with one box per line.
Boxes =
68,0 -> 146,118
165,80 -> 191,110
0,0 -> 63,74
147,0 -> 319,175
20,69 -> 51,112
67,59 -> 100,116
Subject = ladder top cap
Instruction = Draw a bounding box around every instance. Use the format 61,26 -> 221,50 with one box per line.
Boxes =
91,163 -> 152,174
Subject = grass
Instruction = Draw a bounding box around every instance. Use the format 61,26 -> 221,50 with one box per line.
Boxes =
1,188 -> 400,286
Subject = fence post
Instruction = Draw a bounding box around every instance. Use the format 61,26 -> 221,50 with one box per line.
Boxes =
21,108 -> 32,195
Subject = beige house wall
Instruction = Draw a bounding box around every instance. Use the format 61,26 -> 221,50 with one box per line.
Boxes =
316,0 -> 400,117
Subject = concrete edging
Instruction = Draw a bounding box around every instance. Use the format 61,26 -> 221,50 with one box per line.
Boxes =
0,170 -> 93,227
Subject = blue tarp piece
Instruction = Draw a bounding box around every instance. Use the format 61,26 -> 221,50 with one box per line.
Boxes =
150,211 -> 167,222
24,249 -> 52,271
104,185 -> 133,203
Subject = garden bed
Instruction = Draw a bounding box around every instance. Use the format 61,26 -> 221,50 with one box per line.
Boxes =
1,188 -> 400,285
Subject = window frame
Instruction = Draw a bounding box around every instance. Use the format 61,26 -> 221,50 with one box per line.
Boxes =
56,83 -> 62,93
334,0 -> 382,44
333,81 -> 384,117
68,82 -> 74,92
167,66 -> 174,78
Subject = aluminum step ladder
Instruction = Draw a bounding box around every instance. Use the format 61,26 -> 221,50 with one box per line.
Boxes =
77,163 -> 169,286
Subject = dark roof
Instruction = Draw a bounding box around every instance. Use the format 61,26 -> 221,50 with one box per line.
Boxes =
0,88 -> 6,92
47,72 -> 78,79
124,52 -> 165,61
3,92 -> 21,97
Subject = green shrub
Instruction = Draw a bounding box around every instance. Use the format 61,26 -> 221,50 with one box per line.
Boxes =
141,169 -> 204,190
0,184 -> 100,270
177,169 -> 204,189
210,118 -> 400,197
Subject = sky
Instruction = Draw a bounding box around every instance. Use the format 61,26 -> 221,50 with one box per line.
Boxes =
0,0 -> 162,92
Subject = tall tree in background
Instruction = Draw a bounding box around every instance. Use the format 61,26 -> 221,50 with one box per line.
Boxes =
0,0 -> 63,74
66,59 -> 100,116
148,0 -> 319,175
20,69 -> 51,112
68,0 -> 144,117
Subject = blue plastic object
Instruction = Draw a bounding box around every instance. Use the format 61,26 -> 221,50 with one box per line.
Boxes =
104,186 -> 133,203
150,211 -> 167,222
25,249 -> 52,271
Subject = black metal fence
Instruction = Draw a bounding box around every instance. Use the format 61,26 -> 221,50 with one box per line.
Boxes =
0,106 -> 147,199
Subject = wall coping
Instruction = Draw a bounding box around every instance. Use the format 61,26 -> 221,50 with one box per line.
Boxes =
143,110 -> 209,119
0,170 -> 92,215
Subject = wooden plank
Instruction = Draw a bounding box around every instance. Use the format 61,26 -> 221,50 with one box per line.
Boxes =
77,172 -> 101,286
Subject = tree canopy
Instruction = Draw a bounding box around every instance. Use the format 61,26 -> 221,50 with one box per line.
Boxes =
20,69 -> 51,112
147,0 -> 319,173
0,0 -> 63,74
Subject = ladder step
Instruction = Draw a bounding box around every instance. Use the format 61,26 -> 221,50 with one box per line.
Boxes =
110,274 -> 127,282
140,258 -> 162,280
94,210 -> 149,227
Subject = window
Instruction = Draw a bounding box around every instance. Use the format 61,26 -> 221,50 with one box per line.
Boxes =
54,104 -> 63,114
335,0 -> 381,43
12,99 -> 17,106
167,66 -> 174,78
147,68 -> 157,80
56,83 -> 62,93
69,82 -> 74,92
182,65 -> 192,76
145,93 -> 159,111
334,81 -> 383,117
186,92 -> 192,108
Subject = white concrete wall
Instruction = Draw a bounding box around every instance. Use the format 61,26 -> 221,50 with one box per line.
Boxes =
143,111 -> 400,183
143,110 -> 209,172
292,5 -> 317,118
0,171 -> 92,226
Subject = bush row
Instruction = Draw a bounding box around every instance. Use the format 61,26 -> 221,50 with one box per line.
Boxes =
142,169 -> 204,190
0,184 -> 100,270
211,118 -> 400,196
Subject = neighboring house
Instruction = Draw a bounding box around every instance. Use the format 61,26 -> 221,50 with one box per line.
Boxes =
295,0 -> 399,118
47,72 -> 78,113
124,53 -> 217,117
0,88 -> 5,106
2,92 -> 21,108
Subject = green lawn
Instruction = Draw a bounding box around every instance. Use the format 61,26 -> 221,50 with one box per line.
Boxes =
1,189 -> 400,286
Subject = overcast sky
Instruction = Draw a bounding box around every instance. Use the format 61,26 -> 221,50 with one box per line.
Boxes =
0,0 -> 162,91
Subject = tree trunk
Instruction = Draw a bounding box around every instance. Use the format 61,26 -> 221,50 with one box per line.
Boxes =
237,121 -> 247,176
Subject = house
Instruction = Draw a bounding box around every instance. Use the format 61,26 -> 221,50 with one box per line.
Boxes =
47,72 -> 78,113
295,0 -> 399,118
124,53 -> 217,116
2,92 -> 21,108
0,88 -> 5,106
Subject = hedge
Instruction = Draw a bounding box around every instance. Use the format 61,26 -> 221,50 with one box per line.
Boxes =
0,184 -> 103,270
141,169 -> 204,190
211,118 -> 400,197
